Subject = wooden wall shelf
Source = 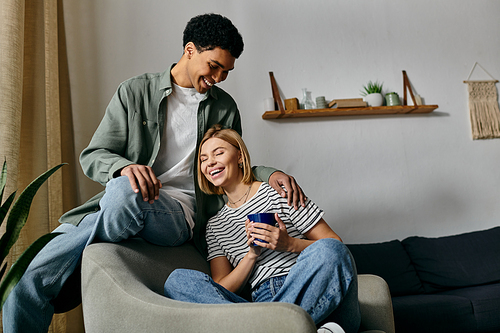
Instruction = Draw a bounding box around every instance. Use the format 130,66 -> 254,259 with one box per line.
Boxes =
263,70 -> 438,120
262,105 -> 438,119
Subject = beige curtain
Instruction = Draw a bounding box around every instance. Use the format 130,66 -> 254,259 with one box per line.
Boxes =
0,0 -> 81,332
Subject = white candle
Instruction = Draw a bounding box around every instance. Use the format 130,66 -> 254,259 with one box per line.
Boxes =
264,97 -> 275,111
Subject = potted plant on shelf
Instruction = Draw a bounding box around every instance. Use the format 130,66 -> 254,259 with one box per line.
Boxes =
360,81 -> 384,107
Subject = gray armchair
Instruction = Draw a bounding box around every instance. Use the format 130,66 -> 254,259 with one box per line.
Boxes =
81,238 -> 395,333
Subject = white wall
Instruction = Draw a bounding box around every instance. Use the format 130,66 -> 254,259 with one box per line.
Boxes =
62,0 -> 500,244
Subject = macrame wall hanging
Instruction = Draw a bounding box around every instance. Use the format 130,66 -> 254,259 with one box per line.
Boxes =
464,62 -> 500,140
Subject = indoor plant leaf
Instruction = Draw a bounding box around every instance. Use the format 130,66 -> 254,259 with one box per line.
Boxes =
0,163 -> 65,261
0,160 -> 7,202
0,262 -> 6,281
0,232 -> 62,308
0,191 -> 16,230
360,80 -> 383,96
0,160 -> 16,229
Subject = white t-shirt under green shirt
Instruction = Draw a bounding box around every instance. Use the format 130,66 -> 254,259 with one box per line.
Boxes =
152,83 -> 206,235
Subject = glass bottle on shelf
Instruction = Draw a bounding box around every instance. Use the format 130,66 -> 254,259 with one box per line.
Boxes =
300,88 -> 315,109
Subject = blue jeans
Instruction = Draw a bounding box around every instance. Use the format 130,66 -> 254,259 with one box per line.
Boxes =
164,238 -> 361,332
2,176 -> 190,333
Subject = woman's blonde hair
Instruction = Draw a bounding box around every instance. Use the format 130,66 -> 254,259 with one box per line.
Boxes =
197,125 -> 255,195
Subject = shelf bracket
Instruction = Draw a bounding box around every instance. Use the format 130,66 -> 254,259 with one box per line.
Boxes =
402,70 -> 417,106
269,72 -> 285,117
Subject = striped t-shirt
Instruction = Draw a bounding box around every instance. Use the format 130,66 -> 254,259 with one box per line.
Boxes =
206,182 -> 324,289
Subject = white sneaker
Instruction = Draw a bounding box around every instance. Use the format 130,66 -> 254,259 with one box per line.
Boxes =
317,322 -> 346,333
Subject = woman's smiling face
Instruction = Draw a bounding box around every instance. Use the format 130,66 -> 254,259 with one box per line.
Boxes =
199,137 -> 242,188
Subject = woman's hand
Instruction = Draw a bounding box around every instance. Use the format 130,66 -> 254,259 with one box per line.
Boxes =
245,219 -> 262,258
246,235 -> 262,258
248,213 -> 294,252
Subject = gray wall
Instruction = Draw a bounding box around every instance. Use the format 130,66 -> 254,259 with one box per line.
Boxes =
63,0 -> 500,243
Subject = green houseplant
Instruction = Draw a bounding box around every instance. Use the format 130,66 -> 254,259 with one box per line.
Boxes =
360,80 -> 384,107
0,160 -> 64,308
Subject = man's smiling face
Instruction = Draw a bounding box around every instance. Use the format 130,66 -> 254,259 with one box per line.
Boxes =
185,43 -> 235,94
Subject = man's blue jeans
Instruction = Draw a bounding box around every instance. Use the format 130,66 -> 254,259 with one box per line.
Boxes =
164,238 -> 361,332
2,176 -> 190,333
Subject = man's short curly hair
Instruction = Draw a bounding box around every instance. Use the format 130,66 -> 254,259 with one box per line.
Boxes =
183,13 -> 244,59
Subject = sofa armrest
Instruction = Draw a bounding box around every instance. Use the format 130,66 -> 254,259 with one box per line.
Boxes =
357,274 -> 395,333
81,240 -> 316,333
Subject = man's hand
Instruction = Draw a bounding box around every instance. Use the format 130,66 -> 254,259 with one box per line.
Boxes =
268,171 -> 306,210
120,164 -> 162,204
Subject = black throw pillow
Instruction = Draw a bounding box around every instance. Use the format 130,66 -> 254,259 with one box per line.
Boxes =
347,240 -> 423,296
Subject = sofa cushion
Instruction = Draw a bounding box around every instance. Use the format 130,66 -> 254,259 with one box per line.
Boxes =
391,294 -> 476,333
438,283 -> 500,333
347,240 -> 423,296
402,226 -> 500,293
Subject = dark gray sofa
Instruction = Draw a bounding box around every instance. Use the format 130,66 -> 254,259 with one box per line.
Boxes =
346,226 -> 500,333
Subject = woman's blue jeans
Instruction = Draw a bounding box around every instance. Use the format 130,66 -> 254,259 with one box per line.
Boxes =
2,176 -> 190,333
164,238 -> 361,332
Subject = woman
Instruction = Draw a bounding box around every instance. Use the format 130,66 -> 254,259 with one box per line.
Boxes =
164,125 -> 360,333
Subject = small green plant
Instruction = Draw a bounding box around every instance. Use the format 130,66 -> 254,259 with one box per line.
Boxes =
360,81 -> 384,96
0,159 -> 65,308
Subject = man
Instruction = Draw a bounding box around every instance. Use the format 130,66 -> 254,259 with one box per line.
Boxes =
3,13 -> 304,332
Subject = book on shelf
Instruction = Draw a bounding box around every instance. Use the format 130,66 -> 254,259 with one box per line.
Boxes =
328,98 -> 367,108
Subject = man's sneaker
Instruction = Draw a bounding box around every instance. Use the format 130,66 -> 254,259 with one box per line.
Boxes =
317,322 -> 346,333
